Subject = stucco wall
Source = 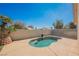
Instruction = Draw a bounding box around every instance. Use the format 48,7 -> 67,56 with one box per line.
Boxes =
51,29 -> 77,39
10,29 -> 51,41
10,29 -> 77,41
78,3 -> 79,40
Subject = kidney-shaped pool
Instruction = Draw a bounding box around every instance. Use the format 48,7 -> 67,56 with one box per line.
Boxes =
29,37 -> 58,48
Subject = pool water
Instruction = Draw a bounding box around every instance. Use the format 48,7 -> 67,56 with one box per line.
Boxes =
29,37 -> 57,47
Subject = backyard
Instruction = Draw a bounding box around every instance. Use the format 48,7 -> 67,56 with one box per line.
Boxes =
0,29 -> 78,56
0,36 -> 78,56
0,3 -> 78,56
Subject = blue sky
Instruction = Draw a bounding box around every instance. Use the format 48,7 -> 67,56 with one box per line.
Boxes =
0,3 -> 74,28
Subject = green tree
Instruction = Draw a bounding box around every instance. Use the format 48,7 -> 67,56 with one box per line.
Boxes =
53,20 -> 64,29
69,22 -> 76,29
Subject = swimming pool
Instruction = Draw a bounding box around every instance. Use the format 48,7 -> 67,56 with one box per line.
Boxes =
29,37 -> 57,48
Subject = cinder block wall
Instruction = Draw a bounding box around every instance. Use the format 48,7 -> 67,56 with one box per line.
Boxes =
10,29 -> 51,41
10,29 -> 77,41
51,29 -> 77,39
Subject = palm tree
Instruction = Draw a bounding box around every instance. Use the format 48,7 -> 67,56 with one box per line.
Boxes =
0,16 -> 13,45
53,20 -> 64,29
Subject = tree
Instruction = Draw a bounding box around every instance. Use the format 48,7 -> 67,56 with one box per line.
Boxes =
0,16 -> 13,45
69,22 -> 76,29
53,20 -> 64,29
13,21 -> 27,29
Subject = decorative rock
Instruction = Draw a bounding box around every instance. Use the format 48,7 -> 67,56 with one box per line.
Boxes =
0,36 -> 12,45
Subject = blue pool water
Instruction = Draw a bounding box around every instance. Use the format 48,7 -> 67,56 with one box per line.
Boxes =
29,37 -> 57,47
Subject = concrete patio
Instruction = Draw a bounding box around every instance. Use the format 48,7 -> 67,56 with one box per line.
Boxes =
0,36 -> 79,56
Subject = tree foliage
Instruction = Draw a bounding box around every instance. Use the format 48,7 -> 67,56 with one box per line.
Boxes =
53,20 -> 64,29
69,22 -> 76,29
0,16 -> 13,39
13,21 -> 27,29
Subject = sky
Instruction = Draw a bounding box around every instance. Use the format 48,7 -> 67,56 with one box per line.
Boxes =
0,3 -> 74,28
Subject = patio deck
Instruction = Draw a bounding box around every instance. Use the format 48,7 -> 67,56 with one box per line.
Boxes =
0,36 -> 79,56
